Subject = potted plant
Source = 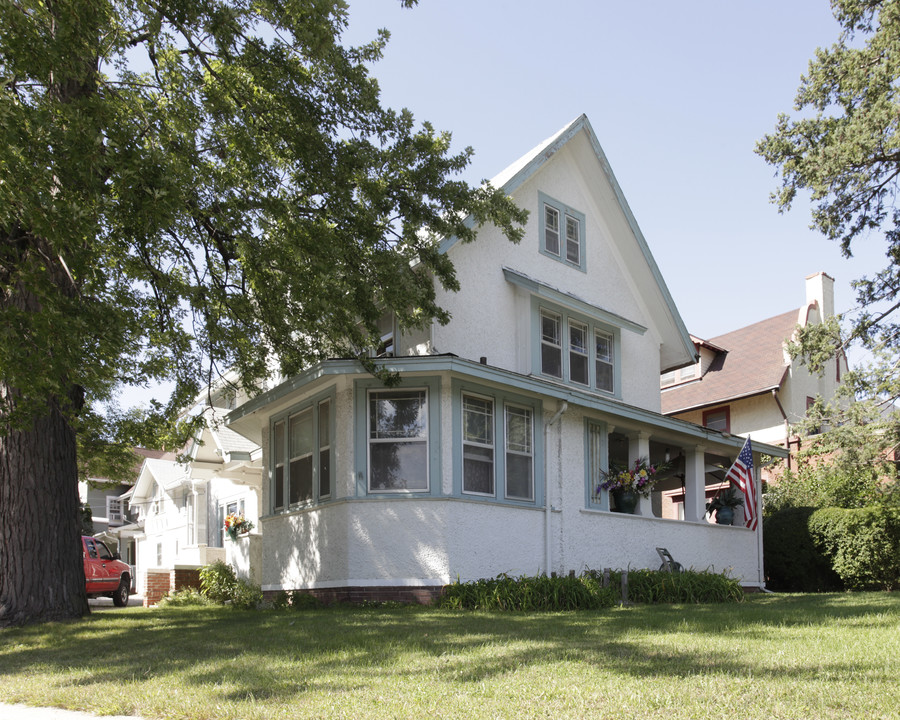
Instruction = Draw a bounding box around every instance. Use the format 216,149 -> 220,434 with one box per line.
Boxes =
224,513 -> 254,541
597,457 -> 667,514
706,487 -> 744,525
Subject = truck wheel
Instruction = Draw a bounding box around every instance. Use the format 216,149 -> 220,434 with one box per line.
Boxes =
113,577 -> 130,607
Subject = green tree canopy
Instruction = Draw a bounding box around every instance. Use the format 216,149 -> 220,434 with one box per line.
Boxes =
757,0 -> 900,399
0,0 -> 525,626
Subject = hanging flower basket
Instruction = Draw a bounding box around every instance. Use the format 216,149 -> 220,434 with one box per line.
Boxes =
224,513 -> 254,541
597,457 -> 668,513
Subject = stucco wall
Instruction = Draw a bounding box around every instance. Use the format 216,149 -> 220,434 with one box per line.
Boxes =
675,394 -> 787,447
258,393 -> 763,593
430,136 -> 666,413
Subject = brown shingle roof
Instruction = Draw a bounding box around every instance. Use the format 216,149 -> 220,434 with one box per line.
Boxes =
661,309 -> 799,414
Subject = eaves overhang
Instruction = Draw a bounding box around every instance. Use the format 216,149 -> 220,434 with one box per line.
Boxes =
503,267 -> 647,335
662,383 -> 784,416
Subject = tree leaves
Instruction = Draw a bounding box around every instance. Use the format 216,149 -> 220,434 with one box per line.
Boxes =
0,0 -> 526,466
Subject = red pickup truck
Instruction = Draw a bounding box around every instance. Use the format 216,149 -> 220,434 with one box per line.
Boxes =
82,536 -> 131,607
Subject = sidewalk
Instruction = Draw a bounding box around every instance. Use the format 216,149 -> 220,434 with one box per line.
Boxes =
0,704 -> 140,720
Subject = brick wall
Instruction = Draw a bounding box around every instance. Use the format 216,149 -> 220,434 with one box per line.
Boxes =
143,567 -> 202,607
144,570 -> 171,607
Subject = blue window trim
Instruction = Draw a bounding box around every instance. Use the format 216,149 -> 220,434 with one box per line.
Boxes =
539,191 -> 587,273
451,378 -> 544,507
584,418 -> 610,511
354,376 -> 443,498
268,385 -> 336,514
530,296 -> 622,398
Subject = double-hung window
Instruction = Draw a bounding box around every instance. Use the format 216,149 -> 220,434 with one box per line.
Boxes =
537,304 -> 618,395
271,391 -> 334,512
289,408 -> 314,504
544,205 -> 560,256
539,192 -> 586,272
504,404 -> 534,501
541,310 -> 563,378
569,321 -> 589,386
368,390 -> 428,492
456,382 -> 541,505
462,394 -> 494,495
595,330 -> 614,393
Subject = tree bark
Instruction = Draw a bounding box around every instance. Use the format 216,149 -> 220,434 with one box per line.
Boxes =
0,390 -> 89,626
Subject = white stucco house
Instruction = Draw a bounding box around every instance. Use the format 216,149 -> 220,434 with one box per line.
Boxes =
661,272 -> 849,474
113,386 -> 263,604
226,114 -> 786,602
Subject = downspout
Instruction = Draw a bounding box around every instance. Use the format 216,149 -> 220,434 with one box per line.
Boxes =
544,401 -> 568,575
771,389 -> 790,470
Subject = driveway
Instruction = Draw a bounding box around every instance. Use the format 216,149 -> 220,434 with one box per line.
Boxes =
87,595 -> 144,610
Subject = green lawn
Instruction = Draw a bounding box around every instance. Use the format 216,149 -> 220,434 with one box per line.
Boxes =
1,593 -> 898,719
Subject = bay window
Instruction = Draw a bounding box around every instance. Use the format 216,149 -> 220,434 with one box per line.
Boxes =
368,390 -> 428,492
270,391 -> 334,512
462,394 -> 494,495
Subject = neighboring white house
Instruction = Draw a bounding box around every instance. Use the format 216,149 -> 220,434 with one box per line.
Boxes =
226,114 -> 787,602
114,386 -> 263,604
661,272 -> 849,472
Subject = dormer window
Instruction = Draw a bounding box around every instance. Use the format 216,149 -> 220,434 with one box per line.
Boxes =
539,192 -> 586,272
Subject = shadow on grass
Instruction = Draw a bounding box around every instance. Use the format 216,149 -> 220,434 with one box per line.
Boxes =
1,593 -> 897,707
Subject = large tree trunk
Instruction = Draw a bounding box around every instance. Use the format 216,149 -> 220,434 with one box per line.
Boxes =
0,390 -> 89,626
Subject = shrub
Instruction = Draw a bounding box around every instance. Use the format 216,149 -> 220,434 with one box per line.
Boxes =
231,578 -> 264,610
609,568 -> 744,604
763,507 -> 842,592
156,588 -> 210,607
439,573 -> 620,611
288,590 -> 324,610
438,569 -> 742,611
271,591 -> 291,610
809,506 -> 900,590
199,560 -> 238,604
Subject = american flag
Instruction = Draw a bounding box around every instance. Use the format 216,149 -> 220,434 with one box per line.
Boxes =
726,438 -> 757,530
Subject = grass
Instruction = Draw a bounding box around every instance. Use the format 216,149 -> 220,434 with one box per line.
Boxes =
1,593 -> 898,719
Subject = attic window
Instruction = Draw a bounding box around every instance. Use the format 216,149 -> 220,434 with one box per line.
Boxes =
703,407 -> 730,433
539,192 -> 586,272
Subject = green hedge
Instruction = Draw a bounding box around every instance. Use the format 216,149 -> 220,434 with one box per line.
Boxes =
763,505 -> 900,591
763,507 -> 842,592
808,506 -> 900,590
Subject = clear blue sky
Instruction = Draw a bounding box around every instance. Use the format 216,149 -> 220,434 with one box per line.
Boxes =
344,0 -> 885,345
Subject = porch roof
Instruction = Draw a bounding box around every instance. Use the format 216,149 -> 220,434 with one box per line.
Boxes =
227,355 -> 787,460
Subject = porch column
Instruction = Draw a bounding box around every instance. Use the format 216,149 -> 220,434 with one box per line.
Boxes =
683,445 -> 706,522
628,431 -> 652,517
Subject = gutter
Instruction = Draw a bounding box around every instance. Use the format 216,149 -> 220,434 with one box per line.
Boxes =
544,401 -> 568,575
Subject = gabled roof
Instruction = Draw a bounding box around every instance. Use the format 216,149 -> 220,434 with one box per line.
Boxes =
131,457 -> 189,503
661,309 -> 799,415
442,114 -> 696,372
